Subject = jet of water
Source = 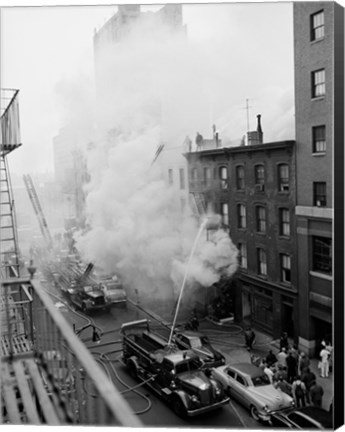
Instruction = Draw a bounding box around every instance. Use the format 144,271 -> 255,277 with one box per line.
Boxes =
168,218 -> 208,345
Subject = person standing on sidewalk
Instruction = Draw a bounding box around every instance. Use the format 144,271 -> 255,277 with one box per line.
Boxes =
326,341 -> 333,373
301,367 -> 316,405
310,380 -> 324,407
298,352 -> 310,375
244,327 -> 256,351
280,332 -> 289,351
292,375 -> 306,408
319,346 -> 330,378
286,351 -> 298,383
263,362 -> 274,384
277,347 -> 288,369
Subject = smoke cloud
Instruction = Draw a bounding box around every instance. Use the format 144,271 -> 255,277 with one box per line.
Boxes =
70,9 -> 239,312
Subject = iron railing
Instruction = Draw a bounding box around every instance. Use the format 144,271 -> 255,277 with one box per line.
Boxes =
1,277 -> 142,426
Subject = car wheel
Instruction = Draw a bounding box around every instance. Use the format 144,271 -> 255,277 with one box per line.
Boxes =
172,396 -> 187,419
250,405 -> 260,421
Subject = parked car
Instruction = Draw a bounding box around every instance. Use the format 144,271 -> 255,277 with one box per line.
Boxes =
269,406 -> 333,429
173,331 -> 226,367
211,362 -> 294,421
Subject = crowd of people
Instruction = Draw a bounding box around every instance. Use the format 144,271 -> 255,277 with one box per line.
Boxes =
247,330 -> 333,411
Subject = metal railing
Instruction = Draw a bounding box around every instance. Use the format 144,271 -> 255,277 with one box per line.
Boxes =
1,277 -> 142,426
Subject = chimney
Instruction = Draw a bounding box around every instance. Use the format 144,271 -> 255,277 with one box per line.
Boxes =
247,114 -> 263,145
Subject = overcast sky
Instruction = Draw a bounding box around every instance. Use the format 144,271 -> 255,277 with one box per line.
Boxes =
1,1 -> 299,175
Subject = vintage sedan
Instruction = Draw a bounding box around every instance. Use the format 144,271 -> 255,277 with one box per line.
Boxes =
173,331 -> 226,367
269,406 -> 333,429
211,363 -> 294,421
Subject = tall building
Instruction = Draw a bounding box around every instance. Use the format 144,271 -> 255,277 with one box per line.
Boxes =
293,2 -> 343,355
185,118 -> 297,339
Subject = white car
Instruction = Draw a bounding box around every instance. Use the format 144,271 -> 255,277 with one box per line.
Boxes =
211,362 -> 294,422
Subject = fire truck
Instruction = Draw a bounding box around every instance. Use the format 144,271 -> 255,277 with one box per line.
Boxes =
120,319 -> 229,418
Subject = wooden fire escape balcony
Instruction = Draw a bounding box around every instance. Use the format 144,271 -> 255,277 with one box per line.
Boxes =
0,277 -> 142,427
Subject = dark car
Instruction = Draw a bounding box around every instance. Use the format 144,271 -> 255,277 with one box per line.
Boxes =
173,331 -> 225,367
269,406 -> 333,429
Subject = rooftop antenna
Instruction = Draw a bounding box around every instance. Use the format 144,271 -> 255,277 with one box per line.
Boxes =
243,98 -> 253,132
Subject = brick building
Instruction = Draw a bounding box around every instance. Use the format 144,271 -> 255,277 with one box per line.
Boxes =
185,119 -> 297,340
293,2 -> 343,355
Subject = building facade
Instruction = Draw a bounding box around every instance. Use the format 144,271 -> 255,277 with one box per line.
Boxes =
293,2 -> 342,355
185,124 -> 297,340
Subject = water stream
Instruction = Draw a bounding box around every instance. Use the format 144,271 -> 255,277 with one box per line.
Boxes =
168,218 -> 208,345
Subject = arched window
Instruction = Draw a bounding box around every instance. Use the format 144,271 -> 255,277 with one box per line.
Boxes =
256,206 -> 266,233
278,164 -> 289,192
236,166 -> 245,190
219,166 -> 228,189
221,202 -> 229,225
237,204 -> 247,229
254,164 -> 265,191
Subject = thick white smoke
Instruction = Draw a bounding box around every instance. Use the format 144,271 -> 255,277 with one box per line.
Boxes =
72,9 -> 239,311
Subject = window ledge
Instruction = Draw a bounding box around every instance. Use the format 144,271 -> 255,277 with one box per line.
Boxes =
311,37 -> 325,45
311,96 -> 325,102
278,235 -> 291,240
312,152 -> 326,157
309,270 -> 332,281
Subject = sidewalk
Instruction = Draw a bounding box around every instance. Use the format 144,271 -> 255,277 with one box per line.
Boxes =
197,319 -> 333,411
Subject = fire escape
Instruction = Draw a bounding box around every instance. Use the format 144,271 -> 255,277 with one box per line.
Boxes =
0,89 -> 141,426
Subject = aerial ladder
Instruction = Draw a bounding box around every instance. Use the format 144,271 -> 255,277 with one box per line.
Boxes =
23,174 -> 53,250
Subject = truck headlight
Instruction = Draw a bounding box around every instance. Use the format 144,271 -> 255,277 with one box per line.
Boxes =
215,387 -> 221,395
170,380 -> 176,389
263,405 -> 269,412
191,395 -> 199,404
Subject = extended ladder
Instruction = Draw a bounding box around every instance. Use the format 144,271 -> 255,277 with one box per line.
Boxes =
23,174 -> 53,249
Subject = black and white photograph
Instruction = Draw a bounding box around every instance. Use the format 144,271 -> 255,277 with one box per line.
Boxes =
0,0 -> 344,430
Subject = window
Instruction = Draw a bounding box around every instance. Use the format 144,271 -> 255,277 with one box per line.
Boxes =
220,203 -> 229,226
191,168 -> 197,181
311,10 -> 324,41
237,204 -> 246,229
238,243 -> 247,269
312,69 -> 325,98
254,165 -> 265,191
203,167 -> 211,187
168,169 -> 173,186
179,168 -> 185,190
236,166 -> 245,190
227,369 -> 236,379
257,248 -> 267,276
313,237 -> 332,274
280,208 -> 290,237
256,206 -> 266,233
312,125 -> 326,153
313,182 -> 326,207
236,375 -> 246,386
281,254 -> 291,283
278,164 -> 289,192
219,166 -> 228,189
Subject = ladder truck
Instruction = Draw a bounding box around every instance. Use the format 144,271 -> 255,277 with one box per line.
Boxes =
23,174 -> 53,250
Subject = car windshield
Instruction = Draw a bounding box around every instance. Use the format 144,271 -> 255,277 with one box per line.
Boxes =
189,337 -> 202,349
175,358 -> 202,374
251,374 -> 271,386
